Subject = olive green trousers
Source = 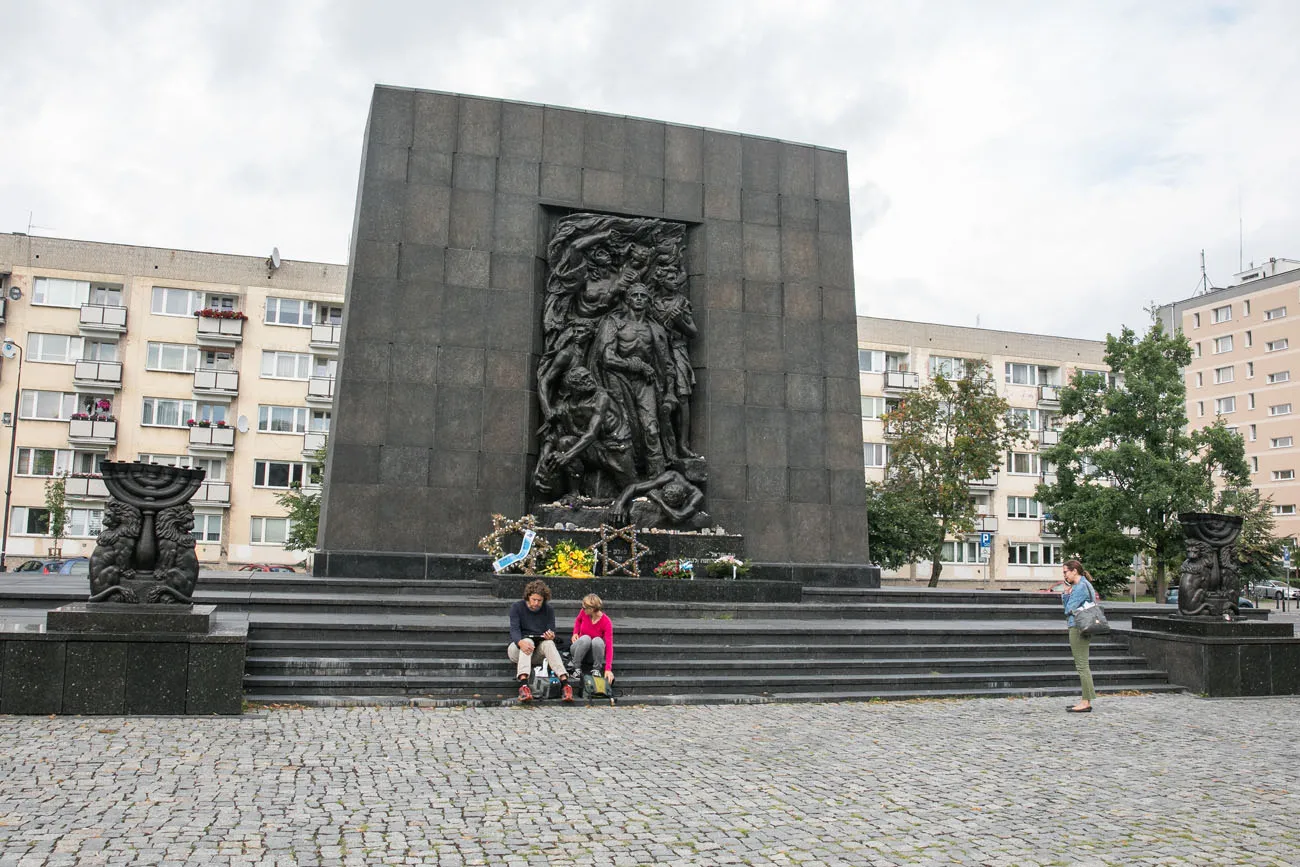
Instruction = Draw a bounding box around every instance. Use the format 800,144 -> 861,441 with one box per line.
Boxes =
1068,626 -> 1096,701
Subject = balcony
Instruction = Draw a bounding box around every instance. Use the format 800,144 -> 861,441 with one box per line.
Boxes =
1038,384 -> 1061,408
883,370 -> 921,393
193,481 -> 231,507
1041,518 -> 1060,538
882,419 -> 902,439
79,304 -> 128,334
1040,470 -> 1058,486
969,471 -> 999,490
975,516 -> 999,534
195,315 -> 245,346
72,360 -> 123,389
67,418 -> 117,450
1038,429 -> 1060,447
310,323 -> 341,353
302,431 -> 328,457
188,425 -> 236,453
306,376 -> 336,405
193,369 -> 239,398
64,476 -> 109,500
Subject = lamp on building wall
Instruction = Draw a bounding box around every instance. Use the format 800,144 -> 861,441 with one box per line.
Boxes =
0,339 -> 23,571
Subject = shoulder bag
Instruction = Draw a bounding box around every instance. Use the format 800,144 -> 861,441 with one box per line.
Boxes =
1075,581 -> 1110,636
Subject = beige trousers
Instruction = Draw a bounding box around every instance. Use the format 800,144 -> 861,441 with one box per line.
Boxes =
507,639 -> 567,679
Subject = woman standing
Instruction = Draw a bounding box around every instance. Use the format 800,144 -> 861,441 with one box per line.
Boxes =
1061,559 -> 1099,713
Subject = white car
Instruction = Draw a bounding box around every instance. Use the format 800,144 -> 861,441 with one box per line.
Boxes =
1248,580 -> 1300,601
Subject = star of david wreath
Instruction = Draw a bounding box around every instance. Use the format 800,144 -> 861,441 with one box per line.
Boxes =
591,523 -> 650,577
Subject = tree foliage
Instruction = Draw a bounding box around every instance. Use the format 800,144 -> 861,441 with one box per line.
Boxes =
1213,486 -> 1289,587
276,444 -> 325,553
44,475 -> 68,552
1037,322 -> 1260,598
876,361 -> 1025,586
864,481 -> 939,571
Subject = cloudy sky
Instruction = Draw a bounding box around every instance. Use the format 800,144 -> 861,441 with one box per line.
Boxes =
3,1 -> 1298,340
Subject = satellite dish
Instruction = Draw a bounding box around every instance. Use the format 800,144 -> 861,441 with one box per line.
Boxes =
268,247 -> 281,272
7,286 -> 20,301
1,340 -> 17,359
236,415 -> 250,433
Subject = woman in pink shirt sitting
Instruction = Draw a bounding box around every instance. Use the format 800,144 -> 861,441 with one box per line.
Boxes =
570,593 -> 614,682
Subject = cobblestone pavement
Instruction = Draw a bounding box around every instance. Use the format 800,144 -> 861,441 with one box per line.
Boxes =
2,694 -> 1298,866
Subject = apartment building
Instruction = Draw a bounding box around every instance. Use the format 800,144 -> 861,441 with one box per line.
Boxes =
0,234 -> 346,568
858,317 -> 1108,589
1157,258 -> 1300,543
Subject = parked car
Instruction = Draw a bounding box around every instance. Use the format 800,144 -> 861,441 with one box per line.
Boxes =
1166,587 -> 1255,608
237,563 -> 298,572
41,558 -> 90,575
1247,580 -> 1300,601
13,559 -> 58,572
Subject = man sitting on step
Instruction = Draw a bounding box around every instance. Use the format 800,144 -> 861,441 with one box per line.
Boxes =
508,579 -> 574,703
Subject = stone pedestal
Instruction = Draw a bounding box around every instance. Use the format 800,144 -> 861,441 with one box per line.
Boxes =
0,604 -> 247,715
1126,615 -> 1300,697
492,575 -> 803,604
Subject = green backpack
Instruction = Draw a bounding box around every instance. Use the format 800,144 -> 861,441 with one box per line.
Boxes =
582,672 -> 615,704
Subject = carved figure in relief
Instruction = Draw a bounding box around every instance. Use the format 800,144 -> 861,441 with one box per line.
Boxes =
648,243 -> 698,459
611,469 -> 707,527
533,366 -> 636,500
88,500 -> 144,603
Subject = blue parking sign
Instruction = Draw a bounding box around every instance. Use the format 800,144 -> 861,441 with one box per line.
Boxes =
979,533 -> 992,548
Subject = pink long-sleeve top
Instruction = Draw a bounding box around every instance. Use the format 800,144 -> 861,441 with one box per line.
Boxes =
571,611 -> 614,670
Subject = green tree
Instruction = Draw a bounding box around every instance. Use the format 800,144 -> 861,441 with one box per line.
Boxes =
276,443 -> 325,553
44,474 -> 68,556
1038,322 -> 1252,598
864,481 -> 940,571
880,361 -> 1025,586
1212,486 -> 1288,588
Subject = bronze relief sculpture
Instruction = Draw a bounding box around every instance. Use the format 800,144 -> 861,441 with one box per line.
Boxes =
534,213 -> 707,529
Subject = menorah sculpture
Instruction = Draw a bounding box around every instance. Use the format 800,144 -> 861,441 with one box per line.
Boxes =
88,461 -> 205,604
1176,512 -> 1244,619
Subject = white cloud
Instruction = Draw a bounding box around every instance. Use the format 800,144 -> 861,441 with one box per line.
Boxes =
2,1 -> 1298,340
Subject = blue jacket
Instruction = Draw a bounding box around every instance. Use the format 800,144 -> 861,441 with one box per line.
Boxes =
1061,577 -> 1098,628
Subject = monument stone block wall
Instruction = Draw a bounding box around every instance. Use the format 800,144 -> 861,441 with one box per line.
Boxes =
319,86 -> 869,564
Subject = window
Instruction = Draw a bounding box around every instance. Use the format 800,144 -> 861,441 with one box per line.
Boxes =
1245,330 -> 1253,347
1195,372 -> 1203,387
940,540 -> 981,564
1193,313 -> 1201,328
146,342 -> 200,372
1214,366 -> 1234,384
1194,342 -> 1202,358
151,286 -> 200,317
1265,307 -> 1287,321
15,507 -> 50,535
261,351 -> 311,380
310,410 -> 331,432
259,405 -> 310,434
253,460 -> 313,489
204,293 -> 238,311
83,340 -> 117,362
1248,362 -> 1255,378
929,356 -> 967,379
33,277 -> 89,308
16,448 -> 70,476
28,333 -> 84,364
1250,455 -> 1258,472
1007,408 -> 1041,431
1267,371 -> 1290,384
1006,452 -> 1041,475
1005,363 -> 1036,385
317,304 -> 344,325
1269,403 -> 1292,416
141,397 -> 196,428
312,356 -> 338,379
1273,505 -> 1297,516
1250,424 -> 1257,441
1212,305 -> 1232,323
20,390 -> 78,421
1273,470 -> 1295,481
1266,339 -> 1289,352
89,284 -> 122,306
864,443 -> 889,468
250,516 -> 291,545
1196,401 -> 1204,418
858,350 -> 885,373
1213,336 -> 1233,354
266,297 -> 315,327
65,508 -> 103,538
138,453 -> 191,468
1007,497 -> 1041,519
1042,544 -> 1064,565
193,402 -> 228,425
1271,437 -> 1294,448
192,514 -> 223,543
1215,396 -> 1236,414
1007,544 -> 1043,565
861,397 -> 887,419
200,350 -> 235,371
1244,300 -> 1251,316
885,353 -> 908,372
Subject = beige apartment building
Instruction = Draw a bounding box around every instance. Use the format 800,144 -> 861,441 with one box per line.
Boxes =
858,317 -> 1108,589
1158,259 -> 1300,544
0,234 -> 345,569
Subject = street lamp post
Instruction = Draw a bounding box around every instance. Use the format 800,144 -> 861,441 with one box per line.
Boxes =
0,339 -> 23,572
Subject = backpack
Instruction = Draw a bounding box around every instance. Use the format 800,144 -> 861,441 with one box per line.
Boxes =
582,671 -> 615,705
529,660 -> 562,700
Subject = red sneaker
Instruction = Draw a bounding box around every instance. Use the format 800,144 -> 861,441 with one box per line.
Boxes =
561,683 -> 574,703
518,684 -> 532,703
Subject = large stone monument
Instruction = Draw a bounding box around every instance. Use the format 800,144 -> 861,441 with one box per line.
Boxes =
316,86 -> 873,584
